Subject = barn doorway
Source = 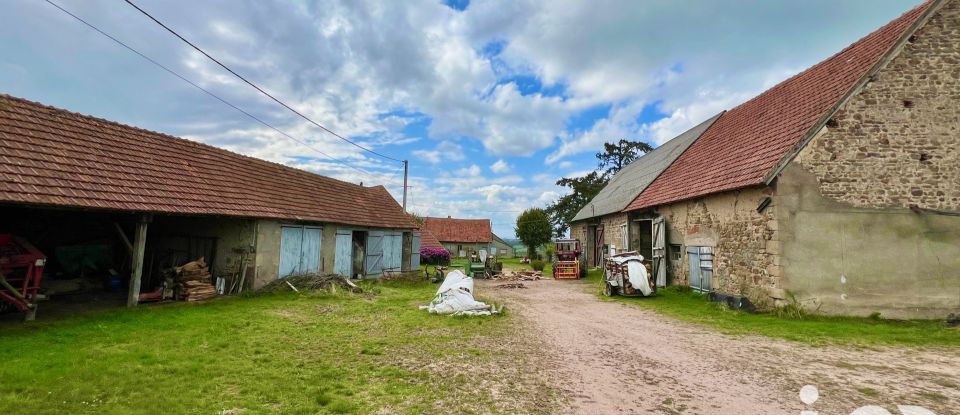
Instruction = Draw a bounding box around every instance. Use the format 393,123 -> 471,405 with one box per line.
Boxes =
351,231 -> 367,278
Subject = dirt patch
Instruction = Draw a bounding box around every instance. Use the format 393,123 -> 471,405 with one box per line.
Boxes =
481,279 -> 959,414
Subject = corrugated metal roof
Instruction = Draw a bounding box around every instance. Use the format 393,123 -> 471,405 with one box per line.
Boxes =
571,112 -> 722,222
0,94 -> 417,229
626,0 -> 934,211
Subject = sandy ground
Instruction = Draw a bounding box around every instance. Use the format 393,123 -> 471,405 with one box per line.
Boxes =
482,278 -> 959,415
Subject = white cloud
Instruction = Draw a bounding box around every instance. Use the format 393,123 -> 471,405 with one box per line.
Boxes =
490,159 -> 510,173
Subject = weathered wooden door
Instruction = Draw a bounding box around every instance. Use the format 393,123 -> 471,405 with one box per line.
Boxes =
652,217 -> 666,287
594,225 -> 604,266
365,231 -> 384,276
279,226 -> 303,278
279,226 -> 322,277
300,227 -> 321,274
382,231 -> 402,272
334,228 -> 353,277
410,232 -> 421,269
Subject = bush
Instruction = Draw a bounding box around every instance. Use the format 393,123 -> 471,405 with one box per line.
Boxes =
530,259 -> 545,272
545,246 -> 554,262
420,247 -> 450,265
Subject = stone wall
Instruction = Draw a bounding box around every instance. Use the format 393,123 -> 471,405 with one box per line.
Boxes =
600,212 -> 630,253
795,0 -> 960,210
656,187 -> 780,303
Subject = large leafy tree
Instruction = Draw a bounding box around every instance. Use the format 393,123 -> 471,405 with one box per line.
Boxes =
545,139 -> 653,236
515,208 -> 552,259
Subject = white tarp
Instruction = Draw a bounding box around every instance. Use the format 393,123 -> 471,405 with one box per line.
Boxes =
610,254 -> 654,296
420,270 -> 499,316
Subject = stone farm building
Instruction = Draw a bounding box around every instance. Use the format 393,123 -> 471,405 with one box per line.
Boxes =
572,0 -> 959,318
0,94 -> 421,308
421,216 -> 513,258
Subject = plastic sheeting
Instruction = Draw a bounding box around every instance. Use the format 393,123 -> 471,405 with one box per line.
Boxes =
610,254 -> 654,296
420,270 -> 500,316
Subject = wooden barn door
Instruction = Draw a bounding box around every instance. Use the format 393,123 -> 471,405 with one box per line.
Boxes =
365,231 -> 384,276
594,225 -> 604,266
652,217 -> 666,287
334,229 -> 353,277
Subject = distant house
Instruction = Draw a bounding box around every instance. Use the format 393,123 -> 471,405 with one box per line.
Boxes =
421,216 -> 512,258
0,94 -> 420,308
491,234 -> 515,258
572,0 -> 960,319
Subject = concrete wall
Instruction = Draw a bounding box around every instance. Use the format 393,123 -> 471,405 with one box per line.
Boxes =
777,164 -> 960,318
655,187 -> 779,299
600,212 -> 629,253
776,2 -> 960,318
253,219 -> 283,289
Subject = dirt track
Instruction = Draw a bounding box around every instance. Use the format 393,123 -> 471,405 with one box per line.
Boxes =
483,278 -> 959,414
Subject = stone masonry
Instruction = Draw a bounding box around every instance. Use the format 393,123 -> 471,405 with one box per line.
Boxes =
796,0 -> 960,211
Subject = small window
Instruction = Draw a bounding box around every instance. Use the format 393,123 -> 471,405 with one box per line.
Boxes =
670,244 -> 682,261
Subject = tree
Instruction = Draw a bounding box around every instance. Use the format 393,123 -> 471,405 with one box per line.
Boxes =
545,139 -> 653,237
545,171 -> 607,237
515,208 -> 552,259
596,139 -> 654,177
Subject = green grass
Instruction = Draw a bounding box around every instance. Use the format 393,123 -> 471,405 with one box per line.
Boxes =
0,281 -> 527,414
584,269 -> 960,347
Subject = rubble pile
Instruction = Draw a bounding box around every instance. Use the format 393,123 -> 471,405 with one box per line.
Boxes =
493,270 -> 543,281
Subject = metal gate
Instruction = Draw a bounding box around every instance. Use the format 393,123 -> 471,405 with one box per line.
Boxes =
652,217 -> 666,287
686,246 -> 713,292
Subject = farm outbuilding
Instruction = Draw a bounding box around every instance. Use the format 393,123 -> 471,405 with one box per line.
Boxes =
572,0 -> 960,318
0,94 -> 419,315
419,216 -> 513,258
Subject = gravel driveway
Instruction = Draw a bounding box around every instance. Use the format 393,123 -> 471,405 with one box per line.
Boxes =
482,278 -> 958,414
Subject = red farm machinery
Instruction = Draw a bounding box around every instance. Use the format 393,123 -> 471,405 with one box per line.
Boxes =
552,239 -> 585,279
0,234 -> 46,320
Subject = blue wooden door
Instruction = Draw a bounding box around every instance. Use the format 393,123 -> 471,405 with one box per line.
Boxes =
686,246 -> 713,292
334,229 -> 353,277
410,232 -> 421,269
365,231 -> 384,276
279,226 -> 303,278
301,227 -> 322,274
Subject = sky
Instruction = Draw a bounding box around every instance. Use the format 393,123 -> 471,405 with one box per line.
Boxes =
1,0 -> 920,238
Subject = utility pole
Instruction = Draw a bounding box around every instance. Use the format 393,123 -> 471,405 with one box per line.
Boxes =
402,160 -> 409,211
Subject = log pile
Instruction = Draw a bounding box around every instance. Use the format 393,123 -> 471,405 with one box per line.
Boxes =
493,270 -> 543,281
176,257 -> 217,302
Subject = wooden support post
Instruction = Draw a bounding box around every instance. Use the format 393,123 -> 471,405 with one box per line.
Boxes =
127,214 -> 151,307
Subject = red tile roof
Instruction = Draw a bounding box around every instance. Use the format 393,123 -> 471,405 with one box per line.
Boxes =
626,1 -> 933,211
0,94 -> 416,229
418,228 -> 445,250
421,217 -> 491,243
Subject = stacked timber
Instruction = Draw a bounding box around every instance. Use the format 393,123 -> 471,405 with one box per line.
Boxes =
176,257 -> 217,301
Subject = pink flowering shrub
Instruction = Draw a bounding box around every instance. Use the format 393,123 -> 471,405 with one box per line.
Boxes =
420,246 -> 450,265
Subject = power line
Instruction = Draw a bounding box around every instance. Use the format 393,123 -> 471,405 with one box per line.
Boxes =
44,0 -> 391,185
122,0 -> 403,164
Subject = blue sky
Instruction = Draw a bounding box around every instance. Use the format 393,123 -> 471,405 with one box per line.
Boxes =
1,0 -> 920,238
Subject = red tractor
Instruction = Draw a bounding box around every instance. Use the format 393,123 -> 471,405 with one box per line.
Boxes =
552,239 -> 585,279
0,234 -> 46,320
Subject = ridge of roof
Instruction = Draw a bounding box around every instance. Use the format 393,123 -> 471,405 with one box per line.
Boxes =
625,0 -> 936,212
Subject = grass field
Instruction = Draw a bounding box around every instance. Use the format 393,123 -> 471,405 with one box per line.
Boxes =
584,269 -> 960,347
0,281 -> 558,414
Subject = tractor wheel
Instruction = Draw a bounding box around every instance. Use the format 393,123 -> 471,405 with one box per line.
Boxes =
603,282 -> 615,297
